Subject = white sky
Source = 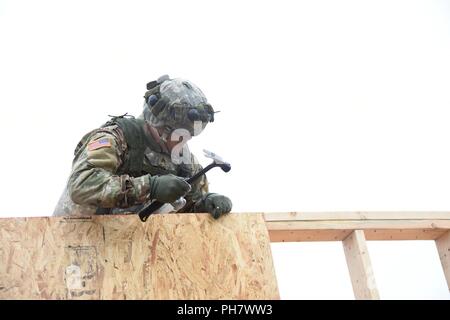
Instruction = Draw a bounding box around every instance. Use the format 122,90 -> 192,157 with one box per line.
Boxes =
1,0 -> 450,299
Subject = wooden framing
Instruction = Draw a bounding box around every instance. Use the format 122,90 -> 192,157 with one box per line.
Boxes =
343,230 -> 379,300
264,212 -> 450,242
1,212 -> 449,300
264,212 -> 450,299
436,231 -> 450,290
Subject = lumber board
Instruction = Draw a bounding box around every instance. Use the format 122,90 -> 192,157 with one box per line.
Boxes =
0,213 -> 279,300
266,220 -> 450,230
264,212 -> 450,221
266,216 -> 450,242
343,230 -> 379,300
436,231 -> 450,290
268,228 -> 448,242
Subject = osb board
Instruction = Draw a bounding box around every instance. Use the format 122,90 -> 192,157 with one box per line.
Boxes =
0,213 -> 279,300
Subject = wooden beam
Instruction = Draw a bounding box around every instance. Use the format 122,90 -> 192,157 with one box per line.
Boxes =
264,212 -> 450,242
267,221 -> 449,242
266,220 -> 450,230
343,230 -> 379,300
363,229 -> 446,241
269,229 -> 353,242
264,212 -> 450,221
436,231 -> 450,291
268,228 -> 447,242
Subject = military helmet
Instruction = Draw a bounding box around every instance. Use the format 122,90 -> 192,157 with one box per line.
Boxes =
142,75 -> 215,136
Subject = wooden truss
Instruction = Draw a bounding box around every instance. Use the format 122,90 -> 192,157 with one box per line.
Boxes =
264,212 -> 450,299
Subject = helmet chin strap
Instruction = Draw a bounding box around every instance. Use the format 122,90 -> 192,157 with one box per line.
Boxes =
159,126 -> 172,144
145,122 -> 171,154
156,128 -> 171,155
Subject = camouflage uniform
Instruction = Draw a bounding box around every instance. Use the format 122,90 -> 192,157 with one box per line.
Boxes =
53,122 -> 208,216
53,77 -> 212,217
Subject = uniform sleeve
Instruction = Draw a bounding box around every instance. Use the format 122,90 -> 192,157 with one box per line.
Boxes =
180,153 -> 209,213
68,131 -> 151,208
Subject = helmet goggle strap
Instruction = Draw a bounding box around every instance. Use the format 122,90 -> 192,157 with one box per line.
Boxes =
160,126 -> 172,144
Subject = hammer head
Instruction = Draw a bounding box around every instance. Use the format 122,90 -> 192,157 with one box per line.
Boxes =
203,149 -> 231,172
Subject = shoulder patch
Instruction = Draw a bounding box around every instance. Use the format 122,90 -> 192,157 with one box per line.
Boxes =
88,138 -> 112,151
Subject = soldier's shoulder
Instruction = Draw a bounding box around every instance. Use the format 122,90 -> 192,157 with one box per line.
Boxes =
90,124 -> 123,140
90,123 -> 127,145
74,124 -> 127,157
72,125 -> 125,172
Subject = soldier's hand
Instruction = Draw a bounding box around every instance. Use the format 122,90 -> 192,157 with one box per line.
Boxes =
149,174 -> 191,203
202,193 -> 232,219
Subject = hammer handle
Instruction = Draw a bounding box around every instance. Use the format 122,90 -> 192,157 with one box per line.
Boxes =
186,163 -> 216,184
138,163 -> 218,222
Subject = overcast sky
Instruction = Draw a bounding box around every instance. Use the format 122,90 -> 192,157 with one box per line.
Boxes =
0,0 -> 449,299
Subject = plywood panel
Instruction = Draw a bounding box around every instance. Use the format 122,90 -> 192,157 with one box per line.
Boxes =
0,213 -> 279,300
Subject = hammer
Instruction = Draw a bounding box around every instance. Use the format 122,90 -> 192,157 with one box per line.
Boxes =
138,149 -> 231,222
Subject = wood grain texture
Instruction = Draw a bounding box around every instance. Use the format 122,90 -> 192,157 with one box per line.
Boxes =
264,212 -> 450,242
343,230 -> 379,300
436,231 -> 450,291
264,212 -> 450,221
266,220 -> 450,230
0,213 -> 279,300
268,228 -> 448,242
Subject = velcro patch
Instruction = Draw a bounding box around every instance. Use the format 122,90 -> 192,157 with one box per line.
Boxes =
88,138 -> 112,151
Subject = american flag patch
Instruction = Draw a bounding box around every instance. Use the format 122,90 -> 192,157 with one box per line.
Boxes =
88,138 -> 112,151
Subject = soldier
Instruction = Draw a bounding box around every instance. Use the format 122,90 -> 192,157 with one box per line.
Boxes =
53,75 -> 232,219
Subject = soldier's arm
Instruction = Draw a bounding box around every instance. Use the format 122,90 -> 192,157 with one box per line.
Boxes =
68,131 -> 150,208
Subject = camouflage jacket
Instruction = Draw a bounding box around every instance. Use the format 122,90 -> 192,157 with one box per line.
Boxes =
53,122 -> 208,216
